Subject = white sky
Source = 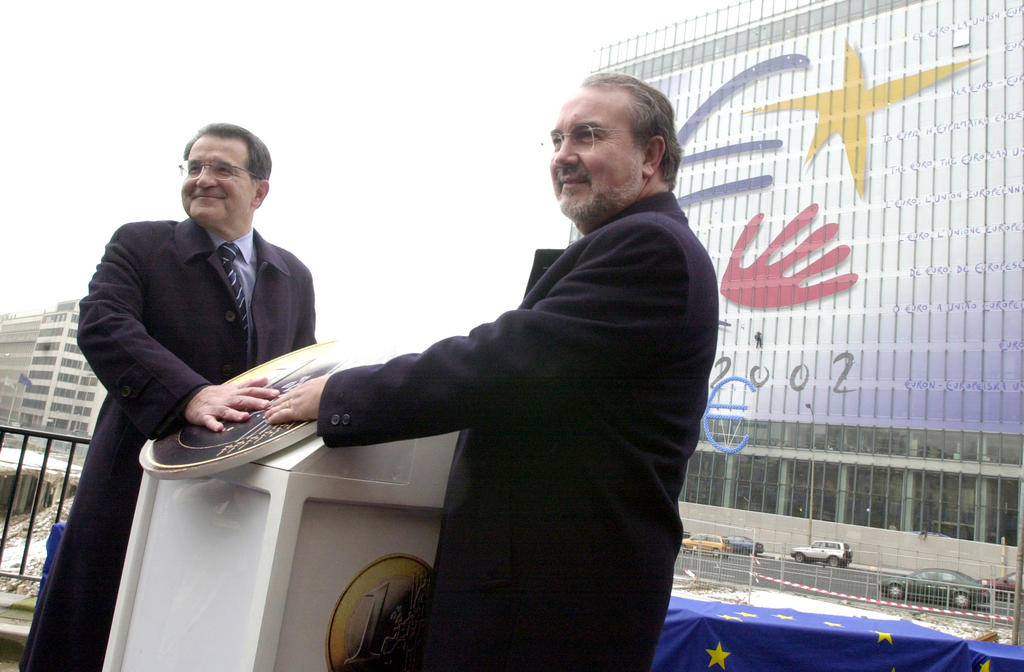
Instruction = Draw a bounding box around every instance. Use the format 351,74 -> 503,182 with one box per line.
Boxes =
1,0 -> 735,365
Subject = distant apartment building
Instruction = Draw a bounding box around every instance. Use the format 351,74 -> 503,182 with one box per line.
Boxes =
595,0 -> 1023,548
0,301 -> 104,435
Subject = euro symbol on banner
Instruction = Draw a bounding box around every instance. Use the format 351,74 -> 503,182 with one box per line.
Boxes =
703,376 -> 757,454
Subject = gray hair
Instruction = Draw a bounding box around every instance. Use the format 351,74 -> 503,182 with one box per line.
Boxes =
183,123 -> 272,180
581,73 -> 681,184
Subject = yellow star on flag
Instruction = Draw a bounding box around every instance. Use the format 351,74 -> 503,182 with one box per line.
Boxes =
773,614 -> 794,620
824,621 -> 843,627
979,659 -> 991,672
737,611 -> 758,618
876,631 -> 893,644
751,42 -> 973,197
718,614 -> 743,621
706,642 -> 731,669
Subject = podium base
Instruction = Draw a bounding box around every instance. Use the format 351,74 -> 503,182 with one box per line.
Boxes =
105,432 -> 457,672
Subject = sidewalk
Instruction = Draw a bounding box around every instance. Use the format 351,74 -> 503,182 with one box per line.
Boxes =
0,592 -> 32,664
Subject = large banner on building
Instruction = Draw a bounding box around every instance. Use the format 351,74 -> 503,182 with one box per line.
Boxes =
650,0 -> 1023,433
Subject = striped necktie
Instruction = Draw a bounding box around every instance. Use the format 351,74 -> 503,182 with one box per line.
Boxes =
218,242 -> 249,337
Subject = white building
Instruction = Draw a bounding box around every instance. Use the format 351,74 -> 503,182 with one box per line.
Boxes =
0,301 -> 103,436
596,0 -> 1023,560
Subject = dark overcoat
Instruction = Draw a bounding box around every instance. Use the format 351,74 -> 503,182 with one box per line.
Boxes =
21,219 -> 316,672
316,192 -> 719,671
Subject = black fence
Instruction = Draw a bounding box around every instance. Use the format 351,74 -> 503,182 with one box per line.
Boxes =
0,424 -> 88,584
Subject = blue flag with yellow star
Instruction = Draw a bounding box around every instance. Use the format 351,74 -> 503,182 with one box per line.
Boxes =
652,597 -> 976,671
967,639 -> 1024,672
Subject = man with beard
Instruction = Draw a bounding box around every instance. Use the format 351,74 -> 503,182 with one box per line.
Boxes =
266,73 -> 718,671
21,123 -> 316,672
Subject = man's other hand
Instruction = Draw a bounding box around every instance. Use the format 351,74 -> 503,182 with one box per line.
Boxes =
264,374 -> 329,425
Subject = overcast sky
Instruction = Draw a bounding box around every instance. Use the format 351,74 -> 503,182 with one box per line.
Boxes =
2,0 -> 735,365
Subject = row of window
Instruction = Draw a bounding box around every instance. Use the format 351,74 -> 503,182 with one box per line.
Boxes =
705,418 -> 1024,466
29,356 -> 90,370
683,447 -> 1020,544
11,412 -> 92,433
37,327 -> 77,338
603,0 -> 922,78
25,371 -> 97,388
34,340 -> 79,353
49,387 -> 94,402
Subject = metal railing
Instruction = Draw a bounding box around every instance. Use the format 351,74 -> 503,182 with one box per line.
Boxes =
674,549 -> 1016,625
0,423 -> 88,584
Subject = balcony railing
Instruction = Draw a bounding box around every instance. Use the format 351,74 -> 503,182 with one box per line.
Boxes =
0,423 -> 88,587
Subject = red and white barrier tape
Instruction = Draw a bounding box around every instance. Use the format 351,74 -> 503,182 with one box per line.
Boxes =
752,573 -> 1013,622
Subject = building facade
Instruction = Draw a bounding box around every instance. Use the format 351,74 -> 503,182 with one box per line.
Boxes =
0,301 -> 104,436
597,0 -> 1023,545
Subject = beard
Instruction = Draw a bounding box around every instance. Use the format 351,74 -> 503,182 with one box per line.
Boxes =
557,161 -> 644,234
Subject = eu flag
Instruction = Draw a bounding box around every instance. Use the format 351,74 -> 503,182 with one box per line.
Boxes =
652,596 -> 991,671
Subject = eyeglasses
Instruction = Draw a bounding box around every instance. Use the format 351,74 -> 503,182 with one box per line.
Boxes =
179,160 -> 260,180
549,124 -> 619,153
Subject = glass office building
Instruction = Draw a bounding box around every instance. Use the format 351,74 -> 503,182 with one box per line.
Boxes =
596,0 -> 1023,543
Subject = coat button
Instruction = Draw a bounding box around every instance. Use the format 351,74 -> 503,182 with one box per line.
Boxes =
221,364 -> 235,377
225,310 -> 237,323
330,414 -> 341,426
341,413 -> 351,426
119,385 -> 132,398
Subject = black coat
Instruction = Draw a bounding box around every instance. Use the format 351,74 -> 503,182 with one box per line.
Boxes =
317,192 -> 719,671
21,219 -> 316,672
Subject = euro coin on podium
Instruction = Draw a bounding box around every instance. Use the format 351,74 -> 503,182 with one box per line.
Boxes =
107,342 -> 457,672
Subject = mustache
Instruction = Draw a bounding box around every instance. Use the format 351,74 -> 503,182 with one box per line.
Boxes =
556,166 -> 590,183
189,188 -> 225,198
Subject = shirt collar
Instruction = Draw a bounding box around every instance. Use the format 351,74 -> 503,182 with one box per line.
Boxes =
207,228 -> 256,264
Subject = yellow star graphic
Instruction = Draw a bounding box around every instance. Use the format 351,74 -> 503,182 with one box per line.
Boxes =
706,642 -> 731,669
876,631 -> 893,644
737,611 -> 758,618
979,659 -> 991,672
773,614 -> 794,620
719,614 -> 743,621
824,621 -> 843,627
751,42 -> 973,197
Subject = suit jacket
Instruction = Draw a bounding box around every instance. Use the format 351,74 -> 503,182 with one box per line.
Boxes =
21,218 -> 316,672
317,192 -> 719,671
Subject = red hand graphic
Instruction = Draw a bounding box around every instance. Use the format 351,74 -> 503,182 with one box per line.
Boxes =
720,204 -> 859,308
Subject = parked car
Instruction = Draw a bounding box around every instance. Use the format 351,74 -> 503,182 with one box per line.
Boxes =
982,572 -> 1016,601
724,535 -> 764,556
790,540 -> 853,567
682,533 -> 731,555
881,569 -> 990,610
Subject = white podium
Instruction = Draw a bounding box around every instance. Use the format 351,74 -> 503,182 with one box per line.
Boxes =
104,431 -> 457,672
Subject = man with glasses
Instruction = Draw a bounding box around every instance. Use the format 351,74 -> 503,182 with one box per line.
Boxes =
267,73 -> 718,670
21,123 -> 316,672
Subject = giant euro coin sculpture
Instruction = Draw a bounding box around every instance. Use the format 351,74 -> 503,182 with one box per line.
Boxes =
141,341 -> 348,479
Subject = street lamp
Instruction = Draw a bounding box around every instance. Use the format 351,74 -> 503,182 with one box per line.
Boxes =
805,402 -> 815,545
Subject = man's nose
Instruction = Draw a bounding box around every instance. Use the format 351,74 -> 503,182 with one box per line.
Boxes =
552,142 -> 580,166
195,165 -> 219,186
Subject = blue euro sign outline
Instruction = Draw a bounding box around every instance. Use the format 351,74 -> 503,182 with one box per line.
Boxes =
703,376 -> 757,454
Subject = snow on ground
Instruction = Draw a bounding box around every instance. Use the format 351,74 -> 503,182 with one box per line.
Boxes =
673,577 -> 1014,643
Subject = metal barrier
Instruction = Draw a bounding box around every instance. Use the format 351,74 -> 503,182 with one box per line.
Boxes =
674,549 -> 1016,625
0,424 -> 88,584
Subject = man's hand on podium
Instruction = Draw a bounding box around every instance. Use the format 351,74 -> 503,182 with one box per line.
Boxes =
184,376 -> 279,432
265,374 -> 328,425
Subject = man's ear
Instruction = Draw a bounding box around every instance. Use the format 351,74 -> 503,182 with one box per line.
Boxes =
251,180 -> 270,209
641,135 -> 666,179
